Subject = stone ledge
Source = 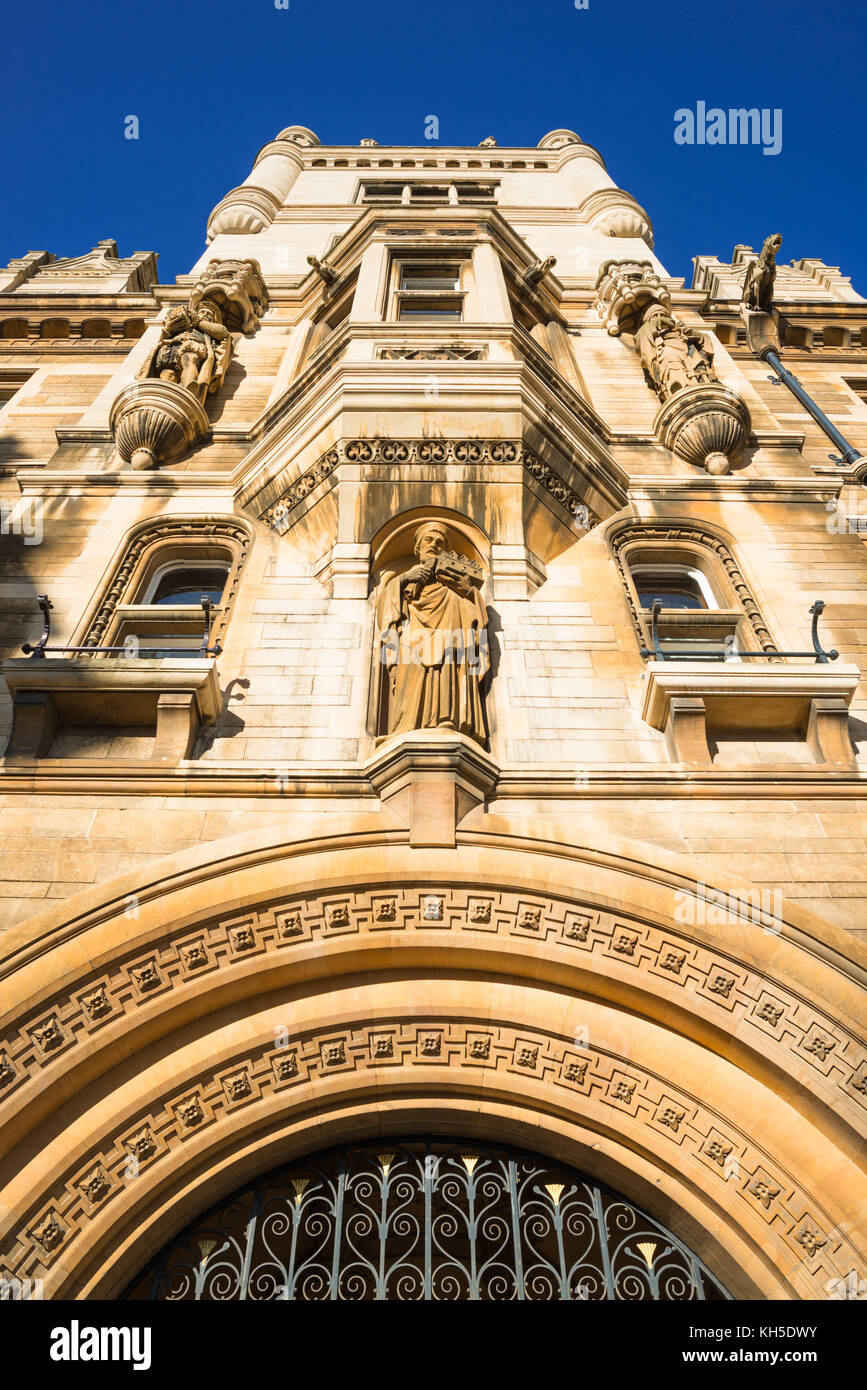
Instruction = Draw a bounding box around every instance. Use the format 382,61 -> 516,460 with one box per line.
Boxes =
1,658 -> 221,763
641,661 -> 861,767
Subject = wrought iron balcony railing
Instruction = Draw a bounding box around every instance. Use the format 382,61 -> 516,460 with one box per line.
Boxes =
20,594 -> 222,659
640,599 -> 838,664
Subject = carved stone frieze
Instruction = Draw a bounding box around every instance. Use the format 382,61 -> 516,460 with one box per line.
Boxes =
1,885 -> 861,1116
260,439 -> 600,535
376,346 -> 485,361
0,879 -> 862,1296
4,1001 -> 858,1293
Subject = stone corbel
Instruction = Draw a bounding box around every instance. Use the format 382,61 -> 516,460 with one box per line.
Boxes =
366,731 -> 499,847
594,260 -> 753,474
109,258 -> 268,470
653,383 -> 752,476
579,190 -> 654,246
593,259 -> 670,336
109,379 -> 210,472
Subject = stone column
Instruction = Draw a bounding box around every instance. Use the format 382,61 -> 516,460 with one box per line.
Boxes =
471,242 -> 512,322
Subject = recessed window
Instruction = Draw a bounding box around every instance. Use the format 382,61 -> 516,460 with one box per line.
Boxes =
360,180 -> 498,207
361,182 -> 405,203
398,304 -> 463,321
400,267 -> 461,292
393,259 -> 466,322
409,185 -> 450,204
147,565 -> 230,606
0,370 -> 34,405
634,569 -> 708,611
455,183 -> 496,203
631,563 -> 741,659
844,378 -> 867,406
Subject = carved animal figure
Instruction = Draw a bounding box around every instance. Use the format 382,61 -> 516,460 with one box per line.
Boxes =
741,234 -> 783,314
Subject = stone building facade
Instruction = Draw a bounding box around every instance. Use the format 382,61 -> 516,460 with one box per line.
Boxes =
0,127 -> 864,1300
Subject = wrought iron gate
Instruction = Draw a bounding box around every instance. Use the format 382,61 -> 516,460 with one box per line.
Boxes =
126,1139 -> 729,1300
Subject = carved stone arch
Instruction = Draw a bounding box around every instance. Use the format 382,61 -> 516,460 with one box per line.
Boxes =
370,504 -> 491,578
603,513 -> 778,656
72,514 -> 254,652
0,819 -> 863,1300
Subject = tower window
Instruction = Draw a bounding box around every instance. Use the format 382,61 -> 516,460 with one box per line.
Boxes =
409,185 -> 450,204
360,181 -> 498,207
392,260 -> 466,322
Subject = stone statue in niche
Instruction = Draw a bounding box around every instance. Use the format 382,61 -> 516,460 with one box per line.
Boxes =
741,234 -> 782,314
633,303 -> 716,401
137,302 -> 232,403
377,521 -> 489,744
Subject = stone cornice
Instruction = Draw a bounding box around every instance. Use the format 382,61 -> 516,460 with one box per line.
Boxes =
1,763 -> 865,797
253,436 -> 606,538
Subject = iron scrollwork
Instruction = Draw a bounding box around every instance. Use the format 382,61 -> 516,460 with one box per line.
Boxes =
125,1139 -> 729,1301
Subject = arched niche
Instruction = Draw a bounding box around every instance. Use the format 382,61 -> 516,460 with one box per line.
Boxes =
368,508 -> 492,742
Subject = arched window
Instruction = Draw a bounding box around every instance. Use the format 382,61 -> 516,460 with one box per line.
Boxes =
631,564 -> 715,612
76,520 -> 251,657
145,562 -> 231,607
1,318 -> 28,339
609,524 -> 778,662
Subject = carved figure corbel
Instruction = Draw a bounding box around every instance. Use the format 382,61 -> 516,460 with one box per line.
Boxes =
632,304 -> 717,401
110,257 -> 268,470
621,296 -> 751,477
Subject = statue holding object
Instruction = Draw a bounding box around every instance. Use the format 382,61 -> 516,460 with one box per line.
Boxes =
633,303 -> 717,402
378,521 -> 489,745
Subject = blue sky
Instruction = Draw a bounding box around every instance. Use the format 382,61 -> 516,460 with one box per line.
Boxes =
2,0 -> 864,291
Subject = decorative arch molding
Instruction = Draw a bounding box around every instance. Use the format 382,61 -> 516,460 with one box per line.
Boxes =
0,823 -> 864,1301
74,514 -> 253,652
605,516 -> 779,655
370,504 -> 491,577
